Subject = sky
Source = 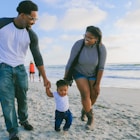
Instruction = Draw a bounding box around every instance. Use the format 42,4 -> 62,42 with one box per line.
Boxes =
1,0 -> 140,66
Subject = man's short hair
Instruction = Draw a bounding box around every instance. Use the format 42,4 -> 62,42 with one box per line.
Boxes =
16,0 -> 38,15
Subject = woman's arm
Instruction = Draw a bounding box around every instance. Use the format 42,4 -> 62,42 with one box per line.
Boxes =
94,44 -> 107,93
64,39 -> 84,78
94,70 -> 104,94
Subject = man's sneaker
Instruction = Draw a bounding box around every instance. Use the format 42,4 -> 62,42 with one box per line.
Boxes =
20,120 -> 33,130
9,132 -> 19,140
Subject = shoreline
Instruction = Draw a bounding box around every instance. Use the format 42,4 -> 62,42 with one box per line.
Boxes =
0,82 -> 140,140
28,75 -> 140,90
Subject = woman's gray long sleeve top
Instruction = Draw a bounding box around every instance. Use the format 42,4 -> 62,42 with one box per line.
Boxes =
66,39 -> 107,77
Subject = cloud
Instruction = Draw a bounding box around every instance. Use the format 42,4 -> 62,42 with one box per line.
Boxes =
37,0 -> 107,31
104,7 -> 140,63
42,44 -> 70,65
36,0 -> 140,64
107,8 -> 140,47
39,37 -> 54,50
41,0 -> 62,5
59,7 -> 107,30
107,44 -> 140,64
115,9 -> 140,31
26,1 -> 106,65
125,1 -> 132,9
60,34 -> 82,42
37,13 -> 57,30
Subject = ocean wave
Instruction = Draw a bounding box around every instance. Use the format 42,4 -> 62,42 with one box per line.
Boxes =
105,64 -> 140,71
105,76 -> 140,80
25,63 -> 140,89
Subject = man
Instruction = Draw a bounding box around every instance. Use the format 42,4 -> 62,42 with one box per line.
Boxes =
0,1 -> 51,140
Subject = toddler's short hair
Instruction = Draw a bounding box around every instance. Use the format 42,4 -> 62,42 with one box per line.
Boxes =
56,79 -> 68,88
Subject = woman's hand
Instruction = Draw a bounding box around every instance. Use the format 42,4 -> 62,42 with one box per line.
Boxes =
93,83 -> 100,96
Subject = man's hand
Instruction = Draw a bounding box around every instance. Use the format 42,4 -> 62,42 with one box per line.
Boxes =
44,79 -> 51,88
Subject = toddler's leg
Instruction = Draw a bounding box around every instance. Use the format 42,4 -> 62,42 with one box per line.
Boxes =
63,110 -> 72,131
55,110 -> 63,131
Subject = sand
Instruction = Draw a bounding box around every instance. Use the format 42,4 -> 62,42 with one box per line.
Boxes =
0,82 -> 140,140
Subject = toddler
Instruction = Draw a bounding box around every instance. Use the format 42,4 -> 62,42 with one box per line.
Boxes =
46,79 -> 73,132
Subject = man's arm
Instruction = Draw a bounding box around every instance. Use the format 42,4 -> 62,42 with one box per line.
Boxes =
28,29 -> 51,88
37,65 -> 51,88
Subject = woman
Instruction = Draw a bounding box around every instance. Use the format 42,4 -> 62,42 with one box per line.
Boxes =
64,26 -> 107,130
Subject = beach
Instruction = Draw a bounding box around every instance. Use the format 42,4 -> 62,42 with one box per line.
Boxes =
0,82 -> 140,140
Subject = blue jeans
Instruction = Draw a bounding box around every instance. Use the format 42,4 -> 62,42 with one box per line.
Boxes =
55,110 -> 72,131
0,63 -> 28,134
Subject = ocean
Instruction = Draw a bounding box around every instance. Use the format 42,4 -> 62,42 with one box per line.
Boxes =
27,63 -> 140,89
